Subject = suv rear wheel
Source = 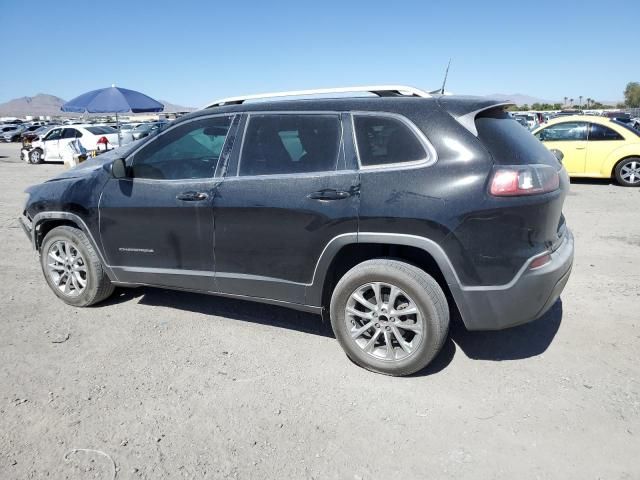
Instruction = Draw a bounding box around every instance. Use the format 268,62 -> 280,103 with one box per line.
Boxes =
40,226 -> 115,307
330,259 -> 449,376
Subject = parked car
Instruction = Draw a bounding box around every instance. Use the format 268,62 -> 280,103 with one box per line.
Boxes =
21,125 -> 121,164
21,125 -> 59,147
19,85 -> 574,376
0,124 -> 25,142
130,121 -> 167,140
533,115 -> 640,186
513,114 -> 537,129
513,116 -> 529,128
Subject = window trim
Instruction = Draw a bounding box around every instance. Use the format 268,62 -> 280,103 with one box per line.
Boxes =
123,113 -> 237,183
350,111 -> 437,171
587,122 -> 624,141
536,121 -> 588,142
235,111 -> 345,178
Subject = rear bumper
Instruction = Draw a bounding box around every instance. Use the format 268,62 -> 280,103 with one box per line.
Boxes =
452,229 -> 574,330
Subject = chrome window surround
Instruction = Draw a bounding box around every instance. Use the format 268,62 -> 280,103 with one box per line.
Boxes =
123,113 -> 238,182
350,111 -> 437,171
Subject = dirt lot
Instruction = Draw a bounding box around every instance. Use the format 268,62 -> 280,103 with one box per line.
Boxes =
0,142 -> 638,480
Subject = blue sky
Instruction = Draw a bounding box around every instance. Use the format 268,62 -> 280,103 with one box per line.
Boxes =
1,0 -> 638,106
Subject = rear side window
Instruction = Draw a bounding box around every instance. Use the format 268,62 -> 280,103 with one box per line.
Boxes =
353,115 -> 427,167
62,128 -> 82,139
588,123 -> 623,141
239,114 -> 340,176
86,126 -> 116,135
535,122 -> 588,141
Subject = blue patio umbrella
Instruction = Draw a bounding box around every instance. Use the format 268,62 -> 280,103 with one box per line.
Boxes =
61,85 -> 164,145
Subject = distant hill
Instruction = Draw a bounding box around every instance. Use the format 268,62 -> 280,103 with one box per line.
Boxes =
0,93 -> 195,117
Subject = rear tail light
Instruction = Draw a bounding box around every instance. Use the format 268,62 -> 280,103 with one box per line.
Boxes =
490,164 -> 560,196
529,253 -> 552,270
97,136 -> 109,145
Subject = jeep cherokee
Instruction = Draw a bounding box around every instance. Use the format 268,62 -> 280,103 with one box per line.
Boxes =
19,85 -> 574,376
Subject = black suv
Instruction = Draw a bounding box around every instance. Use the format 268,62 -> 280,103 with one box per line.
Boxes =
20,86 -> 574,376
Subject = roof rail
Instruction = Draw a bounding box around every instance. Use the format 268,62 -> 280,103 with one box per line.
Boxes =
202,85 -> 431,109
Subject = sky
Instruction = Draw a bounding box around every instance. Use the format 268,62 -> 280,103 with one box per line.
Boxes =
1,0 -> 638,107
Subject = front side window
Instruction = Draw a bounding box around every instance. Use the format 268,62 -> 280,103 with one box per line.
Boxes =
588,123 -> 624,141
239,114 -> 341,176
131,116 -> 232,180
45,129 -> 63,141
353,115 -> 427,167
536,122 -> 588,141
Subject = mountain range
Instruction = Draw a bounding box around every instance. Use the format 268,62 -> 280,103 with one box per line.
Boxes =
0,94 -> 196,117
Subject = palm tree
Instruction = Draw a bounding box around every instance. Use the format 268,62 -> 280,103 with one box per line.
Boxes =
564,96 -> 568,107
579,96 -> 583,107
570,98 -> 574,107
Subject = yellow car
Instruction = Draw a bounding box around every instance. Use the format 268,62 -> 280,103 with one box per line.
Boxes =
532,115 -> 640,186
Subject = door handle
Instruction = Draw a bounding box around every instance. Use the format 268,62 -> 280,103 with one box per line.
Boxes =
176,191 -> 209,201
307,189 -> 351,201
575,146 -> 586,150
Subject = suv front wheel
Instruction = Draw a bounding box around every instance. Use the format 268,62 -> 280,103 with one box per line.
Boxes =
40,226 -> 115,307
330,259 -> 449,376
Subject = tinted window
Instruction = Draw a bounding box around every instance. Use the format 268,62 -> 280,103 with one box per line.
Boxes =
131,116 -> 231,180
353,115 -> 427,167
86,126 -> 116,135
239,114 -> 340,176
536,122 -> 588,141
62,128 -> 82,139
589,123 -> 623,141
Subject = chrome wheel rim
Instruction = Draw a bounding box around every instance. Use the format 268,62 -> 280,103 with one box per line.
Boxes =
31,150 -> 40,163
345,282 -> 424,362
46,240 -> 88,297
621,160 -> 640,185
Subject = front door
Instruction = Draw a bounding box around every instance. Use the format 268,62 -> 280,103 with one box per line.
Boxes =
213,112 -> 359,305
98,114 -> 238,291
536,121 -> 588,174
41,127 -> 63,160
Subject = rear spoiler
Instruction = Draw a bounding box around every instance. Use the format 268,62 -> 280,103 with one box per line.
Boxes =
436,96 -> 514,136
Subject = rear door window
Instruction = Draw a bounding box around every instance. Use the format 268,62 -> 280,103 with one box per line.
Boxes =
353,115 -> 427,167
239,114 -> 341,176
62,128 -> 82,139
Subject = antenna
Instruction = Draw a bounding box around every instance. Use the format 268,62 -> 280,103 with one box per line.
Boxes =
440,58 -> 452,94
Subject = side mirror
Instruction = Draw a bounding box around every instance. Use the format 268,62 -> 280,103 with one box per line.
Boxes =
550,149 -> 564,162
112,158 -> 128,179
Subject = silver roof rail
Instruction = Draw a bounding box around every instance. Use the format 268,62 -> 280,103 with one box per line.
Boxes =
202,85 -> 431,109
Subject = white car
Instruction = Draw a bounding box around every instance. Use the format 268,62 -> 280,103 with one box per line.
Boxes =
21,125 -> 132,164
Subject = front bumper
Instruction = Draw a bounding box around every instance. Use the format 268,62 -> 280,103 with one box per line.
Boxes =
452,229 -> 574,331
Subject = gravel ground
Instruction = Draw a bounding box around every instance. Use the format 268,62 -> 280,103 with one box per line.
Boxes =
0,142 -> 638,479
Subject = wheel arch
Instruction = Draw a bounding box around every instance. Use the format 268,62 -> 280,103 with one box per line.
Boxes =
308,233 -> 463,318
32,212 -> 116,280
609,154 -> 640,178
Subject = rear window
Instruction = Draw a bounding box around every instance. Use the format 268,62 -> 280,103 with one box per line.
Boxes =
86,126 -> 116,135
353,115 -> 427,167
475,108 -> 558,166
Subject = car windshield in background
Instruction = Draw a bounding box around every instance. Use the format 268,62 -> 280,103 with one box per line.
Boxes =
612,120 -> 640,137
86,126 -> 116,135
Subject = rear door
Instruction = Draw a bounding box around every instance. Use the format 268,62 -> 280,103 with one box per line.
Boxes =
535,121 -> 588,174
213,112 -> 359,305
99,114 -> 238,291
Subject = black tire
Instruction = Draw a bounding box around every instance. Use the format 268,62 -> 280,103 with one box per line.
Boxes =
40,226 -> 115,307
330,259 -> 449,376
29,148 -> 44,164
614,157 -> 640,187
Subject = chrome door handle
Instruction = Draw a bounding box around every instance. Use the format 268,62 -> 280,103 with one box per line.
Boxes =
176,191 -> 209,201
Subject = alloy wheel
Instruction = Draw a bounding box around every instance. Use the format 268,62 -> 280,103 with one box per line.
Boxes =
620,160 -> 640,185
46,240 -> 88,297
345,282 -> 424,362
